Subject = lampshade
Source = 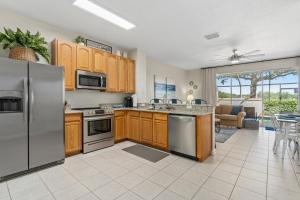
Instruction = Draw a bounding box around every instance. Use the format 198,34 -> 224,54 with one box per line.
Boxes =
187,94 -> 194,102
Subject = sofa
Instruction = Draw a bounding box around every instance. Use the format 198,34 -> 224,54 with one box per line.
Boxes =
215,105 -> 246,128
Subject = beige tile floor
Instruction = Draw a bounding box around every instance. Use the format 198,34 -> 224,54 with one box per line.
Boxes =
1,128 -> 300,200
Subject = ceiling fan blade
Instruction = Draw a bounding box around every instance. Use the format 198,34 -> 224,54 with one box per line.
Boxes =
243,53 -> 265,58
241,50 -> 260,56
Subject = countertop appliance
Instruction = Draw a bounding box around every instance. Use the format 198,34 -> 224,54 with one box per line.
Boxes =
76,70 -> 106,90
168,114 -> 196,159
72,107 -> 114,153
124,96 -> 133,107
0,58 -> 64,180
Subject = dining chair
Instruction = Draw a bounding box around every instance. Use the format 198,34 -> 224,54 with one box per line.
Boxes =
272,115 -> 299,158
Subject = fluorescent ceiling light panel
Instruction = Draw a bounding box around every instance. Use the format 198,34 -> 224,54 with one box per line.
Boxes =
73,0 -> 136,30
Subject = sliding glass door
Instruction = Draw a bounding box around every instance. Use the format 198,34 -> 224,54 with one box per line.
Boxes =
216,68 -> 298,127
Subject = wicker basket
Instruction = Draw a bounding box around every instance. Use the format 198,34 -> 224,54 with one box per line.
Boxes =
9,47 -> 37,62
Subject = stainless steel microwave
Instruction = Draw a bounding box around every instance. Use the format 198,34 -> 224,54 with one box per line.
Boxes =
76,70 -> 106,90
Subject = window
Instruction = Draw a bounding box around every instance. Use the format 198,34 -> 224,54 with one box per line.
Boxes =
216,68 -> 299,126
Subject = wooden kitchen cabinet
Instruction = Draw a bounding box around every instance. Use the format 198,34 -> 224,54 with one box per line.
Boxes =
196,114 -> 212,161
118,57 -> 127,92
114,111 -> 126,141
77,46 -> 92,71
127,111 -> 140,142
106,54 -> 118,92
140,112 -> 153,145
127,59 -> 135,93
153,113 -> 168,149
65,113 -> 82,156
52,39 -> 76,91
93,49 -> 107,74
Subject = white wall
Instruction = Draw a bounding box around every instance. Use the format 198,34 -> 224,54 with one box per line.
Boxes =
0,10 -> 129,107
129,49 -> 147,103
147,59 -> 188,102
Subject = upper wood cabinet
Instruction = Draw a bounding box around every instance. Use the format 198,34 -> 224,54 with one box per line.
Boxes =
153,113 -> 168,149
140,112 -> 153,145
93,49 -> 107,74
65,113 -> 82,156
106,54 -> 118,92
114,111 -> 126,141
52,39 -> 76,91
77,46 -> 92,71
118,57 -> 127,92
52,39 -> 135,93
127,59 -> 135,93
127,111 -> 140,142
197,114 -> 212,161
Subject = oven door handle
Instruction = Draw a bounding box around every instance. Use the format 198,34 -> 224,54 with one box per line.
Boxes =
84,116 -> 113,121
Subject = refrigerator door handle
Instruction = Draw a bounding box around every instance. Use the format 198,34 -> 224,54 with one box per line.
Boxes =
29,78 -> 34,124
23,78 -> 28,124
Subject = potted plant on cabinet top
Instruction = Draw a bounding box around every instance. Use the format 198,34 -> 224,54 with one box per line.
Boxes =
75,36 -> 86,46
0,28 -> 50,63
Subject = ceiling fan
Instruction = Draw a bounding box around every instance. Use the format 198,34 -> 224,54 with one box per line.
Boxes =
210,49 -> 265,64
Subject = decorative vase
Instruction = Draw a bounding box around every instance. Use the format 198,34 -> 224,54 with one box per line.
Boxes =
9,47 -> 37,62
78,42 -> 85,46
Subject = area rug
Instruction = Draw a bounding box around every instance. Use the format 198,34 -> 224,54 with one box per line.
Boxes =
122,144 -> 169,163
215,128 -> 238,143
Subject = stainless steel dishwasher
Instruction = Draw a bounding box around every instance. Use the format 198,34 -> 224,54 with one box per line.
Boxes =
168,114 -> 196,159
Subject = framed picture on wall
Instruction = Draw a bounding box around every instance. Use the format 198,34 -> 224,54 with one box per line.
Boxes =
167,78 -> 176,99
154,75 -> 167,99
154,75 -> 176,100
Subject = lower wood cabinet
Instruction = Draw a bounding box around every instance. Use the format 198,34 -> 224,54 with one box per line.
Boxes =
114,111 -> 168,149
196,114 -> 212,161
153,113 -> 168,149
114,111 -> 126,141
127,111 -> 140,142
140,112 -> 153,145
65,113 -> 82,156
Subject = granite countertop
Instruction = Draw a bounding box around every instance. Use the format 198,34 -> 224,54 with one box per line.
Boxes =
113,107 -> 212,116
65,110 -> 83,114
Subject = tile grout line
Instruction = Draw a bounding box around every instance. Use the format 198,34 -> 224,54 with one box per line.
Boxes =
5,181 -> 13,200
128,155 -> 184,200
266,129 -> 270,200
68,143 -> 178,200
224,133 -> 253,200
191,132 -> 244,200
37,173 -> 58,200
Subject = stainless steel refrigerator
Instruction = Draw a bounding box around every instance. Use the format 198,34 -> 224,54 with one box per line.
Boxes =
0,57 -> 65,180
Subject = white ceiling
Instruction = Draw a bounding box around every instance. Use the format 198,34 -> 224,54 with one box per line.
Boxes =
1,0 -> 300,69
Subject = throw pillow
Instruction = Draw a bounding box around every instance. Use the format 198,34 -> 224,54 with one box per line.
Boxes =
231,106 -> 242,115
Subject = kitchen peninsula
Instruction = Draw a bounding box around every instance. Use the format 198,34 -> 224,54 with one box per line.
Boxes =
113,104 -> 214,161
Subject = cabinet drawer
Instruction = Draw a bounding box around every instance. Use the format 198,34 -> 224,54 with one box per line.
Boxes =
128,111 -> 140,117
114,110 -> 125,117
154,113 -> 168,121
65,113 -> 82,122
140,112 -> 153,119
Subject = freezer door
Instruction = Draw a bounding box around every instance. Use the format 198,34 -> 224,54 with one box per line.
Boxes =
28,62 -> 65,169
0,58 -> 28,177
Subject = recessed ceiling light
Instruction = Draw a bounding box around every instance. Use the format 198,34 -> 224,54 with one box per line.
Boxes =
73,0 -> 136,30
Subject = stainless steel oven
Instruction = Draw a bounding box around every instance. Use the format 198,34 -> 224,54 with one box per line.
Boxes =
76,70 -> 106,90
72,107 -> 114,153
84,115 -> 113,143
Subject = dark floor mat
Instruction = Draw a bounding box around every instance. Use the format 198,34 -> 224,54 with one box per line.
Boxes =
122,144 -> 169,163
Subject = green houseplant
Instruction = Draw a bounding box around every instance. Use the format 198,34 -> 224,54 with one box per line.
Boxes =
0,28 -> 50,63
75,36 -> 86,45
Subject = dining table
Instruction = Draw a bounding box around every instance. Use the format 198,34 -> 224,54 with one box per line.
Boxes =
274,114 -> 300,165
